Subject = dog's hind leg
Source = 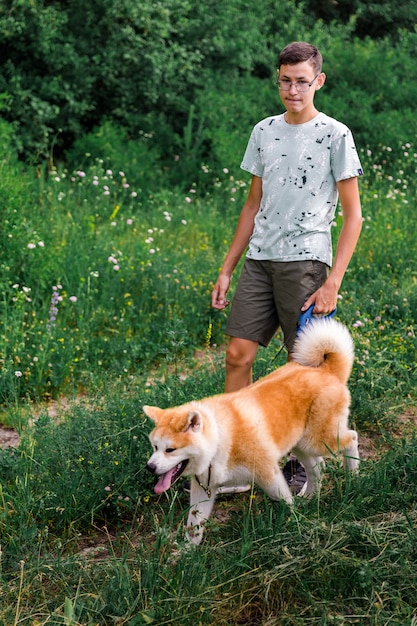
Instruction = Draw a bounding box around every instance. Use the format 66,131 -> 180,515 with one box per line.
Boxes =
341,429 -> 360,472
185,478 -> 216,545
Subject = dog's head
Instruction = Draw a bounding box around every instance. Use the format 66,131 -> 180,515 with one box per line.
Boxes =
144,403 -> 212,494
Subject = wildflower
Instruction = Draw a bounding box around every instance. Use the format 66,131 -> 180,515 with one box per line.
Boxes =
106,169 -> 113,176
126,219 -> 133,225
185,197 -> 192,203
113,265 -> 120,271
27,243 -> 36,249
15,371 -> 23,377
119,171 -> 125,177
76,170 -> 86,177
353,320 -> 364,328
181,219 -> 187,225
47,285 -> 63,333
131,191 -> 138,198
38,241 -> 44,247
104,486 -> 111,492
69,296 -> 77,302
223,168 -> 229,174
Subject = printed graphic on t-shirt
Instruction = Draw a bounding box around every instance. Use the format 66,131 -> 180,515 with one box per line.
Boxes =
240,112 -> 363,266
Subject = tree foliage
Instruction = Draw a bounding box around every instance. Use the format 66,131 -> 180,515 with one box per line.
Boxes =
0,0 -> 416,181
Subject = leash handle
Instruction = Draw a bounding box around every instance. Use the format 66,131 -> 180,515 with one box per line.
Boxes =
296,304 -> 337,337
261,305 -> 337,377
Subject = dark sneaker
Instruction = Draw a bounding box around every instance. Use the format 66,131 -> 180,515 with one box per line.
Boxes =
283,458 -> 307,494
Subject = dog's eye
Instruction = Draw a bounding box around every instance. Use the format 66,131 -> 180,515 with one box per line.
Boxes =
166,448 -> 176,453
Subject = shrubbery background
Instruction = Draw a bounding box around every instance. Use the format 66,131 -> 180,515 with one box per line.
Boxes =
1,0 -> 417,180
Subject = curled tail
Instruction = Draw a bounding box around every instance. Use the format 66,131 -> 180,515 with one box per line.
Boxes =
291,318 -> 354,384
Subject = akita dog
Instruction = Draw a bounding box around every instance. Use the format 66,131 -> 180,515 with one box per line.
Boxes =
145,318 -> 359,545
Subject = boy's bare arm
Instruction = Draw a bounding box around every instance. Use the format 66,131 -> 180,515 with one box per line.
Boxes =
212,175 -> 262,309
302,176 -> 362,313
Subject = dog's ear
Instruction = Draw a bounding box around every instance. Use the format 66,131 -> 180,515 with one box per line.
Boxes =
143,405 -> 163,423
185,410 -> 202,433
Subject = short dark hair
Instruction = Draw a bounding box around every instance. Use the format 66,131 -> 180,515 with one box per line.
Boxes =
278,42 -> 323,75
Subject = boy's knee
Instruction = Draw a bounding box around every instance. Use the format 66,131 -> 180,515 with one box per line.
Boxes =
225,342 -> 256,370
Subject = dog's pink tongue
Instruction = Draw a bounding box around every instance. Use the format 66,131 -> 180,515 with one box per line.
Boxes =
154,468 -> 175,494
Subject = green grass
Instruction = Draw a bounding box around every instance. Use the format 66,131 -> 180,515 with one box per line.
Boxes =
0,135 -> 417,624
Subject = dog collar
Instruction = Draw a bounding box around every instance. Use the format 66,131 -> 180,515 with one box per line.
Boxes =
195,465 -> 212,498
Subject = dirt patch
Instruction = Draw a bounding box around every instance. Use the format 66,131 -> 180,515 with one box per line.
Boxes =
0,396 -> 81,450
0,426 -> 20,448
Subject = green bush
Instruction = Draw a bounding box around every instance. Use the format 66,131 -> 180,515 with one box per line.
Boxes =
2,0 -> 416,179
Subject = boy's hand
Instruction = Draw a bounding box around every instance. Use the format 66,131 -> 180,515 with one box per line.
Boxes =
212,274 -> 231,309
301,279 -> 338,314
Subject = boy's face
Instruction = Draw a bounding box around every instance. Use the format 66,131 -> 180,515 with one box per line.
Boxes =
277,61 -> 325,123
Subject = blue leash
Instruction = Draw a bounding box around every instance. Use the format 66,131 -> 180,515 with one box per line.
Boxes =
269,305 -> 337,366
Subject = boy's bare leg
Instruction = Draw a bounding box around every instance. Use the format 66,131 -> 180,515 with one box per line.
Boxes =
225,337 -> 258,392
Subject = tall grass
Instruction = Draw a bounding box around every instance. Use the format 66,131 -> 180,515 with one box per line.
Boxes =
0,132 -> 416,624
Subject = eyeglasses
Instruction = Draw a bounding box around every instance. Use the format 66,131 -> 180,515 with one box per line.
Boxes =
276,73 -> 320,92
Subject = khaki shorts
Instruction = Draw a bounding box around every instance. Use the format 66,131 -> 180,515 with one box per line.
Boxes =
226,258 -> 329,351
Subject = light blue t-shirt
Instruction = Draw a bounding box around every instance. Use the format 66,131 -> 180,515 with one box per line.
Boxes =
240,112 -> 363,266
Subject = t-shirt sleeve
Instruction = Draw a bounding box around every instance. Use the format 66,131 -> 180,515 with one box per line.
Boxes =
331,128 -> 363,181
240,126 -> 264,177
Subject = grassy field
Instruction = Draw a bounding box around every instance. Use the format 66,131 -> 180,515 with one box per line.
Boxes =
0,140 -> 417,624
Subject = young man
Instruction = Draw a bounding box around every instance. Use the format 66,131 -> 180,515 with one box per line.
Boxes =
212,41 -> 363,392
211,42 -> 363,492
